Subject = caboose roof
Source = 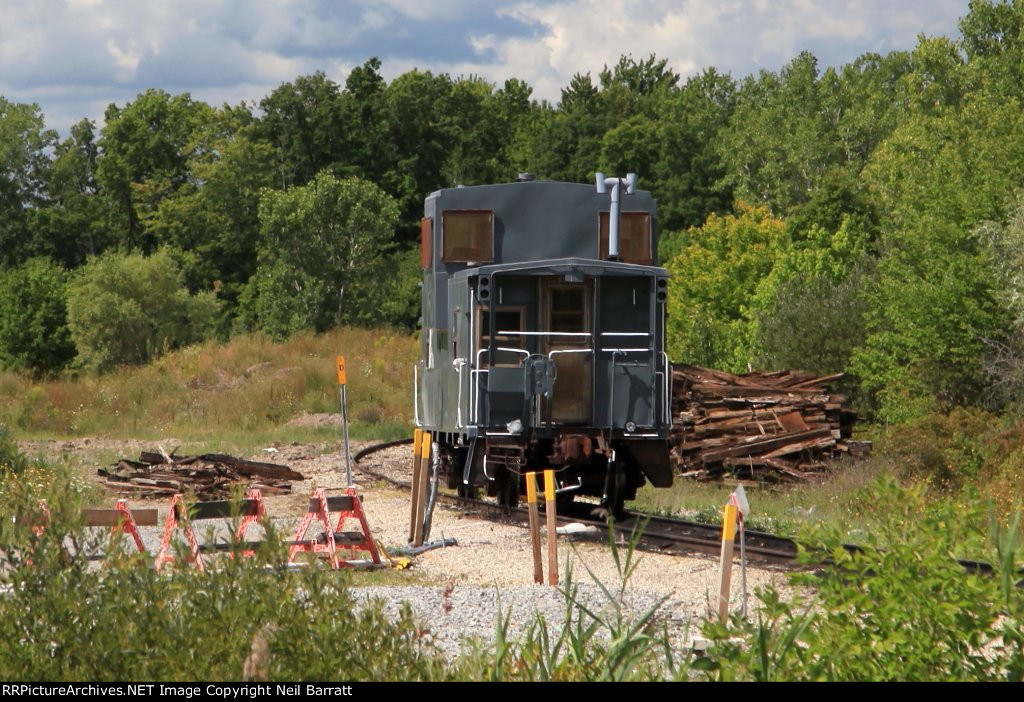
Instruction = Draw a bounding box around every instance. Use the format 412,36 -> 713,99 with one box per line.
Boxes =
450,257 -> 668,281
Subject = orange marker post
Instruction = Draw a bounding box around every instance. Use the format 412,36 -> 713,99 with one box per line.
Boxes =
544,470 -> 558,586
526,472 -> 544,584
718,502 -> 739,622
336,356 -> 352,486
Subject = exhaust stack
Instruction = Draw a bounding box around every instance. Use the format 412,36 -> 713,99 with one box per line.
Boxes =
595,172 -> 637,261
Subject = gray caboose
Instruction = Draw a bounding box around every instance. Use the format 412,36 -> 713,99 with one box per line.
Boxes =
415,175 -> 673,513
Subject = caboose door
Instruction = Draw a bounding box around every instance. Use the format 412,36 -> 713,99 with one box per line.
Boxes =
540,278 -> 593,424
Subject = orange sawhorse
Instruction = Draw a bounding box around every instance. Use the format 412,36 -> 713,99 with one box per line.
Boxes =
288,487 -> 380,568
155,489 -> 267,572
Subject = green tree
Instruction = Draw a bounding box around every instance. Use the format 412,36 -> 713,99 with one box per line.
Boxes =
652,69 -> 736,234
0,258 -> 75,375
258,71 -> 346,189
665,203 -> 787,369
66,249 -> 220,371
96,90 -> 214,253
139,105 -> 276,307
27,119 -> 110,268
241,172 -> 400,338
851,217 -> 1009,422
0,98 -> 57,266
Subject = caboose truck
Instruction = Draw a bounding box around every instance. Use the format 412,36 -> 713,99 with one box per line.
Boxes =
415,173 -> 673,516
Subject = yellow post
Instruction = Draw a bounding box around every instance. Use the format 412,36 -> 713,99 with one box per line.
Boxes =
408,428 -> 423,543
526,472 -> 544,584
544,470 -> 558,586
412,431 -> 431,547
718,503 -> 739,623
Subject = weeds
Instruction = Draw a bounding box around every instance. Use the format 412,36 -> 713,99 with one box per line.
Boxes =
456,520 -> 691,681
0,327 -> 417,441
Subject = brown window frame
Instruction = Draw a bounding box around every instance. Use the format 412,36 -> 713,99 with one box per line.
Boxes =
598,211 -> 653,264
420,217 -> 433,269
442,210 -> 495,263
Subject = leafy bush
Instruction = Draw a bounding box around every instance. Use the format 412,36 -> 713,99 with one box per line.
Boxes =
0,258 -> 76,375
66,249 -> 220,371
700,478 -> 1024,681
756,263 -> 871,385
874,407 -> 992,490
240,172 -> 402,339
0,423 -> 27,474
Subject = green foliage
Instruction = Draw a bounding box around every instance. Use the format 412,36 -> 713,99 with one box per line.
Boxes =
665,203 -> 787,370
241,172 -> 400,338
0,472 -> 445,681
701,478 -> 1024,681
0,258 -> 76,375
26,119 -> 109,268
0,98 -> 58,267
141,106 -> 276,306
66,249 -> 220,372
851,218 -> 1009,422
96,90 -> 215,254
0,423 -> 27,474
877,408 -> 992,490
755,263 -> 871,382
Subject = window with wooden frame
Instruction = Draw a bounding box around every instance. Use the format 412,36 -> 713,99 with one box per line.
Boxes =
420,217 -> 433,269
598,211 -> 652,264
442,210 -> 494,263
477,306 -> 526,367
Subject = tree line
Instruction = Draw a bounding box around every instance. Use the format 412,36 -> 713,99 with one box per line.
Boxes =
4,0 -> 1024,423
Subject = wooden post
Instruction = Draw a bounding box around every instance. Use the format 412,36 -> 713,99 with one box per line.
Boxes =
408,428 -> 423,543
718,503 -> 739,622
526,472 -> 544,584
412,431 -> 431,547
544,469 -> 558,586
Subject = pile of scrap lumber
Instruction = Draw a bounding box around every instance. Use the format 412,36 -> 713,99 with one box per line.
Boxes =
671,365 -> 870,482
99,450 -> 305,498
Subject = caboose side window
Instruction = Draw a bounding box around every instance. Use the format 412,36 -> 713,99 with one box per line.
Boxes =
442,210 -> 495,263
598,212 -> 652,264
420,217 -> 432,269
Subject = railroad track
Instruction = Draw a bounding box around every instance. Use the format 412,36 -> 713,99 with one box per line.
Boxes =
353,439 -> 1024,580
354,438 -> 800,566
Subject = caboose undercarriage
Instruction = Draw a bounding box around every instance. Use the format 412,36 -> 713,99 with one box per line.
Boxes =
430,430 -> 673,515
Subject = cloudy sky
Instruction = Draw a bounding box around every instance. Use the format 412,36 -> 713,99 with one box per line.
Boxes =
0,0 -> 971,133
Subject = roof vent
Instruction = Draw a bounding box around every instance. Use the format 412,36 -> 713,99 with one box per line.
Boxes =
517,172 -> 535,182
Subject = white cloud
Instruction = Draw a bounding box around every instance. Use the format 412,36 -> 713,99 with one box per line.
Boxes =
0,0 -> 970,132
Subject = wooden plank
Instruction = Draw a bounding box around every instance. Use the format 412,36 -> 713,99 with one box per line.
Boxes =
701,429 -> 833,463
197,454 -> 305,481
777,411 -> 809,433
308,495 -> 355,513
83,508 -> 159,527
182,499 -> 262,521
760,434 -> 836,459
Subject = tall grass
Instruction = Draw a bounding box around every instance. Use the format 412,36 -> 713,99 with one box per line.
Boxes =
0,327 -> 417,441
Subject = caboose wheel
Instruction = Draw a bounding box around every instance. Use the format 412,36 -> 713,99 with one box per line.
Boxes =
595,460 -> 627,520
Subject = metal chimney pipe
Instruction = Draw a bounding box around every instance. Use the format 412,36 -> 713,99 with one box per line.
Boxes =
596,172 -> 638,261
